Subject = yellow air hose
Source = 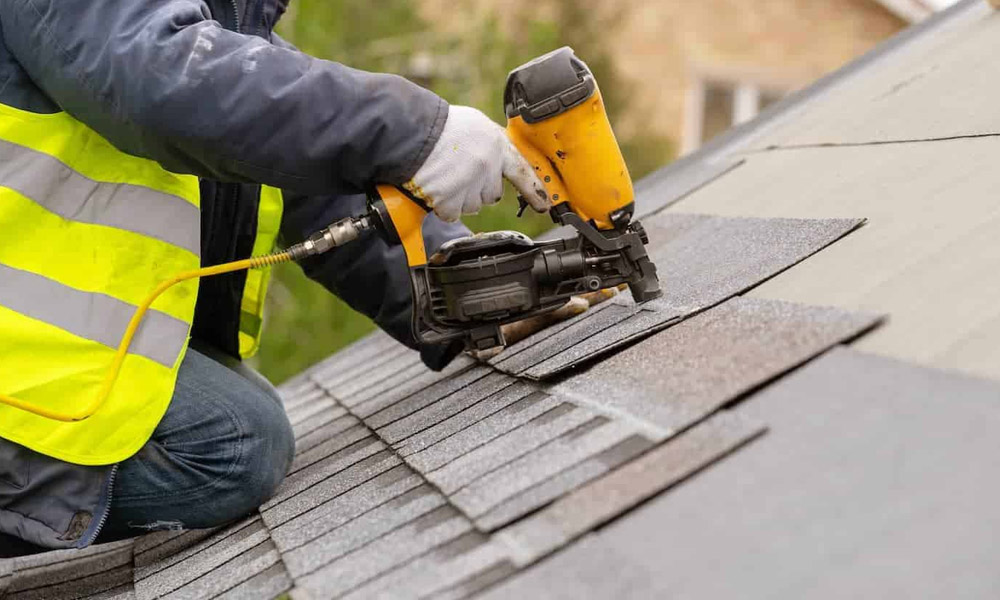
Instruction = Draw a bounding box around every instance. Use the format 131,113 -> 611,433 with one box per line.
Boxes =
0,213 -> 373,423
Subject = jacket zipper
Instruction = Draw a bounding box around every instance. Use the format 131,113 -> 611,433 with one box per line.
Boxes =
229,0 -> 242,32
84,463 -> 118,546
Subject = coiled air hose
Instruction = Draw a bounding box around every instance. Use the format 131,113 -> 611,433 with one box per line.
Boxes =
0,214 -> 373,423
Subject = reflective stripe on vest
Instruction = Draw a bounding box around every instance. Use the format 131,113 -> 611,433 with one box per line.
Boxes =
238,186 -> 283,358
0,102 -> 201,466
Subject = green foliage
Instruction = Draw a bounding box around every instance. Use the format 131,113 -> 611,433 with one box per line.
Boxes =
279,0 -> 427,68
253,0 -> 673,383
252,263 -> 375,385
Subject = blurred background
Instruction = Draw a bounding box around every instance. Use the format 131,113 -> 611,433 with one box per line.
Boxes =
254,0 -> 956,383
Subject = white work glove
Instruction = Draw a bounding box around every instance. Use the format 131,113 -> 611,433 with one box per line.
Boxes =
404,105 -> 550,222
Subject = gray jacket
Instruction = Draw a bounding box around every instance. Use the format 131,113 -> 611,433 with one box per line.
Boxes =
0,0 -> 468,551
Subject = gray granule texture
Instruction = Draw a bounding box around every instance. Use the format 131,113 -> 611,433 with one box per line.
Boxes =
648,213 -> 864,310
293,413 -> 362,454
286,394 -> 341,428
271,466 -> 424,554
424,403 -> 597,496
488,299 -> 624,367
278,376 -> 319,400
262,451 -> 402,528
85,583 -> 137,600
311,340 -> 419,394
264,436 -> 386,508
558,411 -> 761,551
15,565 -> 134,600
154,539 -> 283,600
337,360 -> 431,409
326,351 -> 426,405
212,561 -> 292,600
133,529 -> 219,571
492,300 -> 639,376
431,562 -> 521,600
290,404 -> 349,440
288,422 -> 372,476
495,410 -> 764,566
392,382 -> 542,459
281,485 -> 447,577
340,534 -> 511,600
8,539 -> 134,600
350,355 -> 477,418
554,296 -> 881,435
523,299 -> 682,379
473,434 -> 654,532
402,390 -> 559,471
636,211 -> 714,255
0,559 -> 11,599
134,517 -> 267,600
373,372 -> 519,445
308,332 -> 413,389
133,517 -> 259,582
449,419 -> 640,521
281,384 -> 326,414
363,366 -> 496,430
295,506 -> 473,598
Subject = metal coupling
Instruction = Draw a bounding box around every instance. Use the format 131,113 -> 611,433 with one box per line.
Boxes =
287,215 -> 373,260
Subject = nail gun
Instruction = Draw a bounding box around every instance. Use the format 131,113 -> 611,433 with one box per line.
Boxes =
305,47 -> 662,351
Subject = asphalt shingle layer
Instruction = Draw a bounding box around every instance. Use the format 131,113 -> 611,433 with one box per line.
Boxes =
133,517 -> 269,600
338,534 -> 511,600
495,409 -> 765,566
6,540 -> 134,600
133,530 -> 219,574
294,505 -> 474,598
269,466 -> 424,555
0,557 -> 11,598
281,484 -> 448,578
491,214 -> 864,380
486,347 -> 1000,599
553,296 -> 882,437
402,390 -> 559,471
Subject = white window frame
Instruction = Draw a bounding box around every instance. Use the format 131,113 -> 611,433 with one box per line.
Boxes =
682,76 -> 784,155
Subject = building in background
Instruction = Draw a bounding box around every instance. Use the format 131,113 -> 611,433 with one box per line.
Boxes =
419,0 -> 956,154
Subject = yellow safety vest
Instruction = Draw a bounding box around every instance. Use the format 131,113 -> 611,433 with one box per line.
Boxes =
239,185 -> 283,358
0,102 -> 281,466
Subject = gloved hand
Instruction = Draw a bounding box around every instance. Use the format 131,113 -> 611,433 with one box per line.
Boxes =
404,105 -> 550,222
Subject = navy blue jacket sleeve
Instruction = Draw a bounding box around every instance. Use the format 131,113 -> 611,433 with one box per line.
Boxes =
280,191 -> 471,370
0,0 -> 448,195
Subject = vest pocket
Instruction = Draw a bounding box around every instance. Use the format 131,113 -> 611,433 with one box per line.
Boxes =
0,441 -> 28,490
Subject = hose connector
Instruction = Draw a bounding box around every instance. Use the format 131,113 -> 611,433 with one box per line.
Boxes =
287,215 -> 373,260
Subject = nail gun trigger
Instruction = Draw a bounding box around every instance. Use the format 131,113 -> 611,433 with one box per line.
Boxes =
516,195 -> 529,218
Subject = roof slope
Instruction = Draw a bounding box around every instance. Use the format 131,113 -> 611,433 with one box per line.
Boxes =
4,1 -> 1000,598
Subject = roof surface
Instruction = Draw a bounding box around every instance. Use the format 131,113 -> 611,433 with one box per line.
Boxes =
4,1 -> 1000,598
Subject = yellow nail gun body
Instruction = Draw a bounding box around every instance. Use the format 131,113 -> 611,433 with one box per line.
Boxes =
371,47 -> 661,351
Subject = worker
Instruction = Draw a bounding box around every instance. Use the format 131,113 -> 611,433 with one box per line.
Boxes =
0,0 -> 552,555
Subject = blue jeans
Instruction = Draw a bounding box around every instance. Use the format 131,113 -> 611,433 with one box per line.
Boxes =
97,344 -> 295,541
